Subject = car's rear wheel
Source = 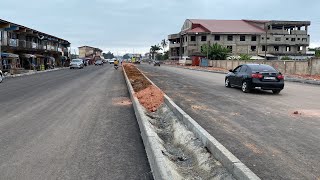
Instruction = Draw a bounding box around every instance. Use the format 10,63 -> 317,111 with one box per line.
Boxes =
242,81 -> 250,93
225,78 -> 231,88
272,90 -> 281,94
0,74 -> 3,83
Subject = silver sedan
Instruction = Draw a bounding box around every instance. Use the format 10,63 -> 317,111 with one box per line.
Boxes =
70,59 -> 84,69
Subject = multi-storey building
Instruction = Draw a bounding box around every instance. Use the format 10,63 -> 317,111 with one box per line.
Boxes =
168,19 -> 311,60
78,46 -> 102,59
0,18 -> 70,71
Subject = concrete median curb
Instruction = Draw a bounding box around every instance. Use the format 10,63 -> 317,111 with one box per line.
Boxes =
122,67 -> 174,180
166,65 -> 320,86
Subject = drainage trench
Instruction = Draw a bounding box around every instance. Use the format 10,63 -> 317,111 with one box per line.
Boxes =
146,104 -> 235,180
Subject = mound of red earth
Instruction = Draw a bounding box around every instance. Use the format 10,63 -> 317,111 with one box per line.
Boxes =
123,63 -> 164,112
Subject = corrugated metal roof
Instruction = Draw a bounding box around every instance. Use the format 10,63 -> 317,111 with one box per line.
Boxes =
188,19 -> 266,34
186,27 -> 208,33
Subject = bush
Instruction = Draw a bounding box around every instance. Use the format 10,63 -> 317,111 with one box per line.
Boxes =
239,54 -> 252,60
201,43 -> 231,60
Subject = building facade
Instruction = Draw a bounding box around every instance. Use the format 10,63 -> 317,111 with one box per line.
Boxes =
168,19 -> 311,60
78,46 -> 102,59
0,19 -> 70,71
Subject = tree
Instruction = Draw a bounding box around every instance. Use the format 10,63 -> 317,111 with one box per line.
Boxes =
201,43 -> 231,60
150,45 -> 162,60
102,51 -> 114,59
316,50 -> 320,58
161,39 -> 168,53
163,51 -> 169,60
123,54 -> 130,59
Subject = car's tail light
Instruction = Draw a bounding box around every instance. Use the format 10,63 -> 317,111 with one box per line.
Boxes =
252,73 -> 263,79
277,75 -> 284,79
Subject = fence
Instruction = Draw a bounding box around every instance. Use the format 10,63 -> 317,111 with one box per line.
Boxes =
205,59 -> 320,75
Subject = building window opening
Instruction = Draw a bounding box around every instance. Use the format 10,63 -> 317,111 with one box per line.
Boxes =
227,35 -> 233,41
251,46 -> 257,51
286,46 -> 291,52
251,35 -> 257,41
262,45 -> 267,51
214,35 -> 220,41
240,35 -> 246,41
275,37 -> 281,41
191,36 -> 196,41
274,46 -> 279,51
201,36 -> 207,41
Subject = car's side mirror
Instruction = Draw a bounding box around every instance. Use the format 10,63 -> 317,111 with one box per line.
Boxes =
229,69 -> 233,72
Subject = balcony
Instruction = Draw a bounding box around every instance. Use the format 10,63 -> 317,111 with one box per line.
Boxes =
2,39 -> 59,52
169,43 -> 181,48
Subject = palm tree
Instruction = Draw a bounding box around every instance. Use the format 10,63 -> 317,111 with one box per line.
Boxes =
150,45 -> 162,60
160,39 -> 168,54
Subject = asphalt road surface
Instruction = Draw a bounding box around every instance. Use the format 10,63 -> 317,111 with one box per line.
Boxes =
0,65 -> 151,180
139,64 -> 320,180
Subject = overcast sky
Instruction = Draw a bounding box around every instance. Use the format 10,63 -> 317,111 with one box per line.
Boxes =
1,0 -> 319,55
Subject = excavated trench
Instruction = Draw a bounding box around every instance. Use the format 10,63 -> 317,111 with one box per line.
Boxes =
123,63 -> 235,180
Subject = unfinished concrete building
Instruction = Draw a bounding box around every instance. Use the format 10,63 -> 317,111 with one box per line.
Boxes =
168,19 -> 311,60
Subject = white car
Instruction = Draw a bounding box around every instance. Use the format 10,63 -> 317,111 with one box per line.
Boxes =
70,59 -> 84,69
109,58 -> 115,64
0,70 -> 3,83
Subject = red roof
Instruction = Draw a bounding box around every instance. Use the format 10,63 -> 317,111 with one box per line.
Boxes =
187,19 -> 266,34
186,26 -> 208,33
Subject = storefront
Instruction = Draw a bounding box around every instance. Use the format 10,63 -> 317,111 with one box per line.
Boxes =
1,53 -> 20,73
21,54 -> 36,70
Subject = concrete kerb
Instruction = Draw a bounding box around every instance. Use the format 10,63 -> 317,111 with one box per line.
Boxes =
4,68 -> 68,79
135,66 -> 260,180
122,67 -> 174,180
167,65 -> 320,86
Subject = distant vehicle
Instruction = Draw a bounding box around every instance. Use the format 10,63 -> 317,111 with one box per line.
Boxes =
109,58 -> 115,64
225,64 -> 284,94
0,70 -> 3,83
102,59 -> 107,63
179,56 -> 192,65
95,60 -> 103,66
154,61 -> 160,66
70,59 -> 84,69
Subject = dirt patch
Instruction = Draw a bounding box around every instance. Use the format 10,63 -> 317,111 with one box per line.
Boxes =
288,74 -> 320,81
112,97 -> 132,106
123,63 -> 151,92
293,109 -> 320,117
191,105 -> 208,111
123,63 -> 164,112
244,143 -> 263,154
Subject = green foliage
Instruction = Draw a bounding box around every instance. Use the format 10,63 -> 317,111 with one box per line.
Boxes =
150,45 -> 162,59
201,43 -> 231,60
281,56 -> 292,60
123,54 -> 130,59
102,51 -> 114,59
239,54 -> 252,60
315,50 -> 320,57
161,39 -> 168,52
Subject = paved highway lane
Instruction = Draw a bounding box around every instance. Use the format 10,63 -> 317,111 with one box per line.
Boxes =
139,64 -> 320,180
0,65 -> 151,180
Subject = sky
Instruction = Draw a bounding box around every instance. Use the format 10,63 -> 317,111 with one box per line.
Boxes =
1,0 -> 319,55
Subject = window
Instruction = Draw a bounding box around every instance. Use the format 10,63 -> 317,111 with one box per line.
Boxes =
240,66 -> 248,73
274,46 -> 279,51
299,46 -> 303,51
185,36 -> 188,42
291,38 -> 295,42
302,38 -> 307,41
267,37 -> 270,40
240,35 -> 246,41
298,38 -> 300,41
286,46 -> 291,52
275,37 -> 281,41
251,35 -> 257,41
234,66 -> 242,73
262,37 -> 264,40
214,35 -> 220,41
262,45 -> 267,51
191,36 -> 196,41
227,46 -> 233,51
251,46 -> 257,51
201,36 -> 207,41
227,35 -> 233,41
286,38 -> 289,40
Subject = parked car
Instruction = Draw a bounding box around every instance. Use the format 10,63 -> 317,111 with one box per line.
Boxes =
0,70 -> 3,83
95,60 -> 103,66
225,64 -> 284,94
154,61 -> 160,66
70,59 -> 84,69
